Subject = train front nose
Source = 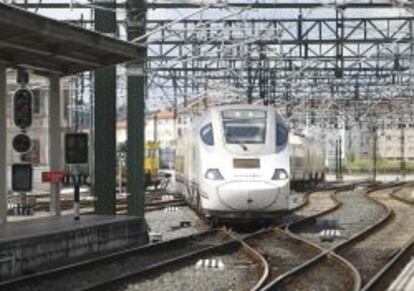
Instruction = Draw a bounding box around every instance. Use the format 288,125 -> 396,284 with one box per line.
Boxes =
217,181 -> 280,210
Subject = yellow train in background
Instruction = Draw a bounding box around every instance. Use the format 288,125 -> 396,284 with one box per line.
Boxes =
145,141 -> 161,188
117,141 -> 166,189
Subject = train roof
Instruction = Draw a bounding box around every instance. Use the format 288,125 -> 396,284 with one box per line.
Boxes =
210,104 -> 277,111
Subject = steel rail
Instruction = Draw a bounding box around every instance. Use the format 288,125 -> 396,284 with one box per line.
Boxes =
333,185 -> 398,254
261,184 -> 400,291
0,229 -> 234,291
81,228 -> 267,291
362,185 -> 414,291
363,238 -> 414,291
262,187 -> 361,291
82,230 -> 264,291
389,189 -> 414,205
219,230 -> 270,291
239,185 -> 359,289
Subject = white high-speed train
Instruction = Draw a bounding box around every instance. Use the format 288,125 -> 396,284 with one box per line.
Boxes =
175,105 -> 325,222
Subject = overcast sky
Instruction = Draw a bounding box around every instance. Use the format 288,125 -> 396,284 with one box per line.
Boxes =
20,0 -> 411,24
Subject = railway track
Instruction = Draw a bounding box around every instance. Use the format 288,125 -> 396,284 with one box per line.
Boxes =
389,185 -> 414,204
289,186 -> 388,249
4,183 -> 388,291
335,186 -> 414,287
363,239 -> 414,291
294,190 -> 340,218
265,252 -> 358,291
107,232 -> 268,291
25,193 -> 186,214
258,184 -> 399,291
255,187 -> 361,290
360,187 -> 414,291
111,185 -> 360,291
0,229 -> 247,291
271,183 -> 357,227
243,228 -> 320,285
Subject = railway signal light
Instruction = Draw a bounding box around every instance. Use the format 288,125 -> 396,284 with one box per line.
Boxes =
65,133 -> 88,164
12,133 -> 31,153
12,163 -> 32,192
13,89 -> 33,129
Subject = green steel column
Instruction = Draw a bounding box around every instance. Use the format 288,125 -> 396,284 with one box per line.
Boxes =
126,0 -> 146,217
94,0 -> 117,214
49,75 -> 62,216
0,66 -> 6,224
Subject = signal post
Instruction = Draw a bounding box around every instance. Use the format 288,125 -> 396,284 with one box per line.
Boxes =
49,75 -> 62,216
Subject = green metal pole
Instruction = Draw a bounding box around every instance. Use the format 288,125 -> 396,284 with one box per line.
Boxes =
49,75 -> 62,216
94,0 -> 117,214
0,66 -> 6,224
126,0 -> 146,217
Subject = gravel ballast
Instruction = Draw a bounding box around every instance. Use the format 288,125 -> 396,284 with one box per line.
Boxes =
146,206 -> 209,241
114,250 -> 260,291
291,189 -> 387,248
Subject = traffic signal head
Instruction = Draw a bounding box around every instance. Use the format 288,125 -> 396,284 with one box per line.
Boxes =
65,133 -> 88,164
12,133 -> 31,153
12,163 -> 32,192
13,89 -> 33,129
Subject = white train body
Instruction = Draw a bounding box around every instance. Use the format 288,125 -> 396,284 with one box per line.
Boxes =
175,105 -> 324,220
289,133 -> 325,186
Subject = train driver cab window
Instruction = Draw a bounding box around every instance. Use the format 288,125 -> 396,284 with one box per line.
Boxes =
200,123 -> 214,145
222,110 -> 266,144
276,122 -> 288,146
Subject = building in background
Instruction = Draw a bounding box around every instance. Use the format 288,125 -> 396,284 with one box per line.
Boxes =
116,100 -> 414,173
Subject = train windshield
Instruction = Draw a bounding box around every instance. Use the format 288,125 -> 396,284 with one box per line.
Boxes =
222,110 -> 266,144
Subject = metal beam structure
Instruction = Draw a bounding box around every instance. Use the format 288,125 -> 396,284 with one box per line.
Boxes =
146,15 -> 414,103
10,0 -> 414,129
94,0 -> 117,215
126,0 -> 147,218
11,1 -> 414,9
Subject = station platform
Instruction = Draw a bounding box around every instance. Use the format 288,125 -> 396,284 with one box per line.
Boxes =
0,215 -> 149,280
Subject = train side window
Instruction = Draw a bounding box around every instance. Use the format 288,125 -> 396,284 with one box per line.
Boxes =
200,123 -> 214,146
276,122 -> 288,146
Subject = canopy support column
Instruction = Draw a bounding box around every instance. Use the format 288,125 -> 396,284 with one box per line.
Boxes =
0,67 -> 6,224
127,0 -> 146,217
49,75 -> 62,215
94,0 -> 117,214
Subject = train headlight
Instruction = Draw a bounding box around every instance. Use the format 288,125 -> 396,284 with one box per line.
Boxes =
205,169 -> 224,180
272,169 -> 288,180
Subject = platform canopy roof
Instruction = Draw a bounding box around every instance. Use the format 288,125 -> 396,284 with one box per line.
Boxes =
0,2 -> 140,76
